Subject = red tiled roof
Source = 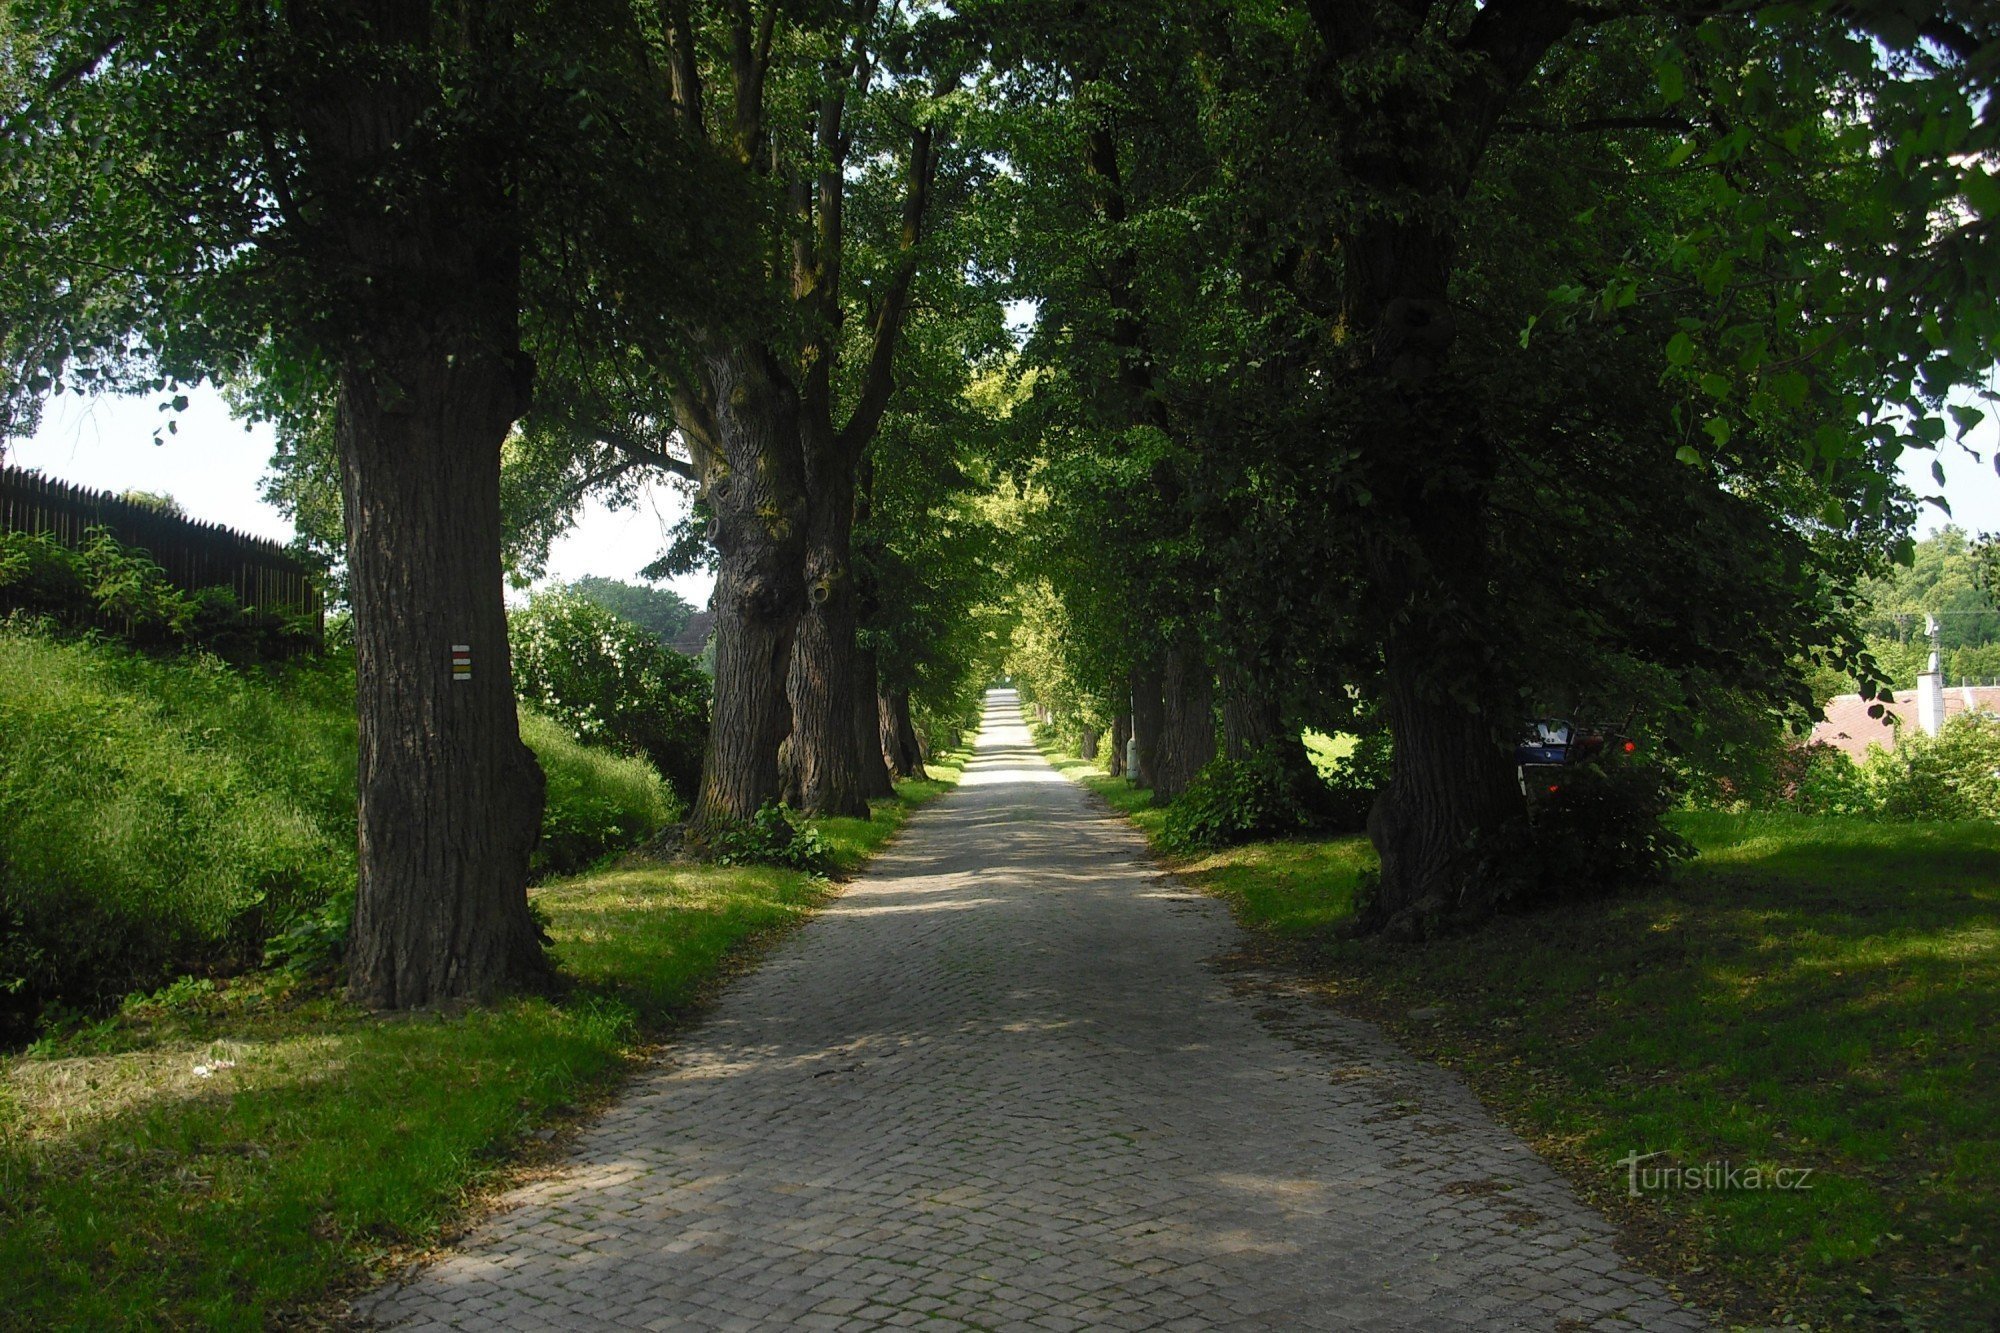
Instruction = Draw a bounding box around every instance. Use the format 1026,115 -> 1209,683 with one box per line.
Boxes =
1811,685 -> 2000,761
669,608 -> 715,657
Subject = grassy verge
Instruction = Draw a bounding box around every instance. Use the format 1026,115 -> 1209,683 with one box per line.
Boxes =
1044,743 -> 1997,1333
0,751 -> 967,1331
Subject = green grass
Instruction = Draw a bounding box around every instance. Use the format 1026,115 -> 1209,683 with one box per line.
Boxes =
1044,742 -> 1999,1332
0,758 -> 964,1330
0,627 -> 677,1031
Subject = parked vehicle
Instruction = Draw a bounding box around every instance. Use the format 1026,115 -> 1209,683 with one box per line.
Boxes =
1515,716 -> 1637,801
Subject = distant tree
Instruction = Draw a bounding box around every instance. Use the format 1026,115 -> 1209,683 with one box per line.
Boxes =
1860,528 -> 2000,686
116,490 -> 186,519
566,577 -> 697,646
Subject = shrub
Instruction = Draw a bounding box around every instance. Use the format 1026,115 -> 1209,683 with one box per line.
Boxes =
0,527 -> 317,661
1766,740 -> 1872,816
511,591 -> 711,801
1861,713 -> 2000,821
0,629 -> 353,1037
1319,730 -> 1392,832
1161,745 -> 1334,852
1480,759 -> 1691,910
696,803 -> 829,872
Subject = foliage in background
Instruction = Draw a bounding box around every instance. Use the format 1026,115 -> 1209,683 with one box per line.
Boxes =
859,355 -> 1016,757
562,576 -> 697,645
0,528 -> 317,662
0,626 -> 672,1037
510,590 -> 711,802
1706,715 -> 2000,824
519,712 -> 676,877
1856,527 -> 2000,688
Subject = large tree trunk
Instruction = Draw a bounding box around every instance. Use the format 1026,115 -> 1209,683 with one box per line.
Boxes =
313,0 -> 549,1010
340,351 -> 550,1009
689,346 -> 807,835
879,686 -> 926,781
1079,727 -> 1099,760
1107,713 -> 1130,777
786,421 -> 873,819
854,642 -> 895,799
1362,639 -> 1523,939
1222,677 -> 1283,760
1128,658 -> 1165,788
1151,634 -> 1216,803
1344,207 -> 1526,934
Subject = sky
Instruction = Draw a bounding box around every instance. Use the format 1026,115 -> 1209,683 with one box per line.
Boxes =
10,381 -> 2000,609
9,386 -> 719,608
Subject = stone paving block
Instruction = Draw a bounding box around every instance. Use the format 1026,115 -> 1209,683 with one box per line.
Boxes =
351,694 -> 1711,1333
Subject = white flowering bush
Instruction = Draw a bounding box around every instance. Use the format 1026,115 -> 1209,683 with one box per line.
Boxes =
510,591 -> 711,802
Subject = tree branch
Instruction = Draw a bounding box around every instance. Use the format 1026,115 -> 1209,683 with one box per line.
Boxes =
593,421 -> 699,481
1495,114 -> 1696,134
659,0 -> 705,134
837,123 -> 940,459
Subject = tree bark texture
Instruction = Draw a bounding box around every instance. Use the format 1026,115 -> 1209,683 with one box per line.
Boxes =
1128,658 -> 1165,788
1347,218 -> 1521,935
1107,713 -> 1131,777
1151,635 -> 1216,803
1300,0 -> 1585,932
1362,639 -> 1523,939
339,352 -> 550,1009
1221,677 -> 1284,761
689,345 -> 808,835
786,420 -> 874,818
879,687 -> 926,781
299,0 -> 549,1010
854,642 -> 895,799
1079,727 -> 1099,761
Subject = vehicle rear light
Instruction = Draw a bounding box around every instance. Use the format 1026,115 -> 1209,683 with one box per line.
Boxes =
1547,784 -> 1561,794
1622,740 -> 1636,753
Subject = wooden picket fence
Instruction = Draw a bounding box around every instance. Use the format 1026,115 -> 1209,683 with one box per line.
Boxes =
0,465 -> 323,633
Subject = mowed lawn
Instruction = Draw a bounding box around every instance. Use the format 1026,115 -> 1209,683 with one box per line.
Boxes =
0,754 -> 965,1331
1048,751 -> 1998,1333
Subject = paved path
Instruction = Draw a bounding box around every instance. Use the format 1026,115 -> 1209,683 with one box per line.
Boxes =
358,692 -> 1709,1332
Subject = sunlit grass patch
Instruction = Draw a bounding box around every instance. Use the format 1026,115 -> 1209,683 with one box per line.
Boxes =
0,748 -> 967,1329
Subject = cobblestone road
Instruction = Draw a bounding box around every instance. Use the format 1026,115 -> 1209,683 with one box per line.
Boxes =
357,691 -> 1710,1331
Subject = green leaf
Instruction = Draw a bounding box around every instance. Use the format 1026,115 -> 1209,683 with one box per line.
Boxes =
1675,444 -> 1703,466
1666,332 -> 1696,367
1703,417 -> 1732,447
1700,372 -> 1732,400
1656,61 -> 1686,106
1964,168 -> 2000,220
